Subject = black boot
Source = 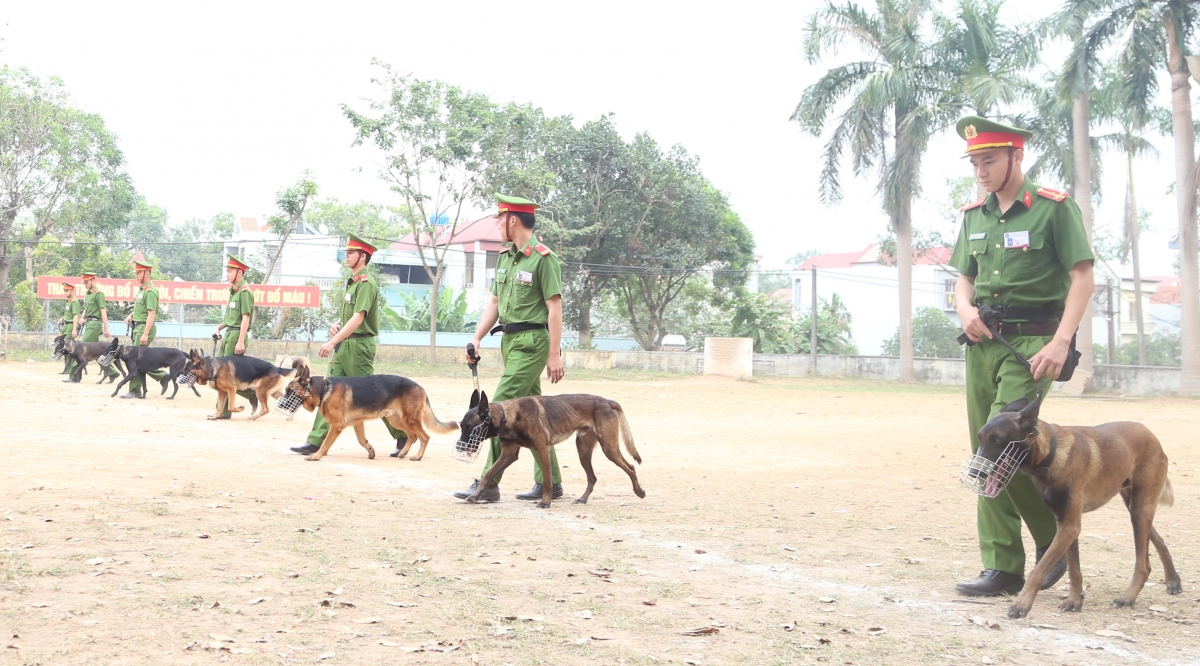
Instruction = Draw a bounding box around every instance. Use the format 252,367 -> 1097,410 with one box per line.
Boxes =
955,570 -> 1025,596
290,444 -> 319,455
453,479 -> 499,502
390,437 -> 408,457
515,483 -> 563,501
1035,546 -> 1068,590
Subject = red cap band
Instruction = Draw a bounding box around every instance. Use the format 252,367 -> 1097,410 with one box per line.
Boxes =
966,131 -> 1025,153
498,203 -> 537,215
347,239 -> 375,256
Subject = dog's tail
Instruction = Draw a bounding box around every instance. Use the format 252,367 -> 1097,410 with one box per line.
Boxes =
277,356 -> 310,374
421,395 -> 458,434
610,401 -> 641,464
1159,478 -> 1175,507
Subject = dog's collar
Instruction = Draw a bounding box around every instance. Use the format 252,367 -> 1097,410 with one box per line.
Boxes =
485,408 -> 506,436
1033,424 -> 1057,472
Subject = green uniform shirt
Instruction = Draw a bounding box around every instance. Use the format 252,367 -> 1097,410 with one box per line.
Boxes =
132,283 -> 159,322
341,270 -> 380,336
950,180 -> 1093,313
492,237 -> 562,325
65,298 -> 81,322
223,280 -> 255,328
83,288 -> 106,319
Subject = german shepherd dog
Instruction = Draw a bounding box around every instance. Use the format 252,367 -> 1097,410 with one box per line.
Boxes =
458,391 -> 646,508
975,389 -> 1182,619
185,350 -> 308,421
109,345 -> 200,399
62,337 -> 125,384
282,365 -> 458,461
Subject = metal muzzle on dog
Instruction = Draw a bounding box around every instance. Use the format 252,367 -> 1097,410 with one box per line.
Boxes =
453,421 -> 491,463
277,390 -> 306,415
97,349 -> 119,366
52,346 -> 66,360
960,441 -> 1029,498
177,371 -> 198,387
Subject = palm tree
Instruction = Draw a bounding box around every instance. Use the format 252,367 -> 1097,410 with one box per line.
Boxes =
793,0 -> 957,382
1063,0 -> 1199,391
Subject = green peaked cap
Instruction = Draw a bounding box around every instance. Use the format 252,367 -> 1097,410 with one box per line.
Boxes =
346,232 -> 377,255
495,193 -> 539,214
956,115 -> 1033,154
132,258 -> 155,270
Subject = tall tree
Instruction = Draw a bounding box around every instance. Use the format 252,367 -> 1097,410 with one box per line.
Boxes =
794,0 -> 955,381
1064,0 -> 1199,391
263,175 -> 318,339
0,66 -> 132,320
344,64 -> 495,364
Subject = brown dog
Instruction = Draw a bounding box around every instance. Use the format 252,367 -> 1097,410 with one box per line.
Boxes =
975,390 -> 1182,619
186,350 -> 308,420
457,390 -> 646,508
282,365 -> 458,461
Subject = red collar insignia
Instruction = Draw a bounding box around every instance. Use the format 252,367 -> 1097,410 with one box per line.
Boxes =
1023,191 -> 1033,208
523,246 -> 532,257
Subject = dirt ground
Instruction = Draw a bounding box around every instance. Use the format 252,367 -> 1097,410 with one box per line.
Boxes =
2,357 -> 1199,666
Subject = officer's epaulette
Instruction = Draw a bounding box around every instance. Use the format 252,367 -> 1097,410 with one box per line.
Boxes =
534,243 -> 551,256
959,197 -> 987,212
1036,187 -> 1069,202
239,285 -> 250,292
352,273 -> 370,283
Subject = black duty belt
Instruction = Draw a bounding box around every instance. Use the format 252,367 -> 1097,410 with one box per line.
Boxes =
489,322 -> 547,336
974,304 -> 1061,323
998,321 -> 1059,337
347,332 -> 374,339
132,320 -> 147,325
84,316 -> 100,322
225,326 -> 240,330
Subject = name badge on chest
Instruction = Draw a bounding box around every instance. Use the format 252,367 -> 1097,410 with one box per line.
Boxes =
968,232 -> 986,241
345,293 -> 352,302
1003,230 -> 1030,249
517,270 -> 533,285
228,301 -> 236,308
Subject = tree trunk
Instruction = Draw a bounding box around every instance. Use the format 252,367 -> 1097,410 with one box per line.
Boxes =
428,271 -> 440,366
577,272 -> 594,348
1166,16 -> 1200,393
24,244 -> 34,282
272,307 -> 291,340
1071,93 -> 1095,390
0,253 -> 14,321
896,211 -> 915,382
1127,153 -> 1146,366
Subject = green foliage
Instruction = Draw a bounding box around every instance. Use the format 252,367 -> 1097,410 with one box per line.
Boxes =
1094,331 -> 1181,367
391,288 -> 473,332
659,279 -> 730,351
793,294 -> 858,355
12,280 -> 43,331
732,292 -> 796,354
882,306 -> 964,358
306,199 -> 406,242
757,272 -> 793,294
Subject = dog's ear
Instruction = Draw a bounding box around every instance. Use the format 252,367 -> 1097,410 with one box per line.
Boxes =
478,391 -> 489,413
297,365 -> 310,383
1018,388 -> 1045,430
469,389 -> 480,409
1000,397 -> 1029,413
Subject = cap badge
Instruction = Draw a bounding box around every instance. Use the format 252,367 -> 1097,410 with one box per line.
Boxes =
964,125 -> 978,139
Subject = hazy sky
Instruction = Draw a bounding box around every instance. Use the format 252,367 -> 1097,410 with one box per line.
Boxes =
1,0 -> 1190,276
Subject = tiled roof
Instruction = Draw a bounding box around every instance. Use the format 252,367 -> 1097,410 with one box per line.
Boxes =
799,244 -> 954,269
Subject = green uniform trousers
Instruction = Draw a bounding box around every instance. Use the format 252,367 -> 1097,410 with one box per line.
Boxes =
305,337 -> 408,446
73,320 -> 119,378
966,334 -> 1058,575
217,330 -> 258,417
127,323 -> 167,395
480,328 -> 561,487
60,321 -> 76,375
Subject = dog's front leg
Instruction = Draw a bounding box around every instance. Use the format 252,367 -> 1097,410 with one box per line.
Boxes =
352,422 -> 374,459
208,391 -> 230,420
471,444 -> 520,503
1060,538 -> 1084,612
536,443 -> 555,509
1009,516 -> 1081,619
306,422 -> 343,461
248,388 -> 271,421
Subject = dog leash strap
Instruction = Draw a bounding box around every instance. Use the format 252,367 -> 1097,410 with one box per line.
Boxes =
989,326 -> 1032,371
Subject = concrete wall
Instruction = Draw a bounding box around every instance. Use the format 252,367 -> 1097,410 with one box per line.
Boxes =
3,332 -> 1183,395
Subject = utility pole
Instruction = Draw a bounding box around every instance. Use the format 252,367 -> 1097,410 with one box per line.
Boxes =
810,267 -> 818,376
1105,283 -> 1116,365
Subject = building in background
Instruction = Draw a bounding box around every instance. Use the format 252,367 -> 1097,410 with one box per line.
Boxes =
222,216 -> 343,289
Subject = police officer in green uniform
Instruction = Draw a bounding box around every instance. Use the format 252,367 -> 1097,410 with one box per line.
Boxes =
454,194 -> 566,503
58,281 -> 82,379
950,116 -> 1094,595
290,234 -> 408,457
211,254 -> 259,419
75,271 -> 119,381
121,258 -> 168,399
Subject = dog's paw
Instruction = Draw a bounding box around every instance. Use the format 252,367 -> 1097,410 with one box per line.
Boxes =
635,488 -> 647,498
573,498 -> 588,504
366,448 -> 375,460
408,456 -> 421,462
1006,603 -> 1031,619
1167,580 -> 1183,595
537,501 -> 551,509
1112,597 -> 1137,609
1059,596 -> 1084,613
304,455 -> 322,462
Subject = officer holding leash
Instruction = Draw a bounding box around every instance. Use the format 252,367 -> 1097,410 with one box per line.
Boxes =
949,116 -> 1094,596
77,271 -> 119,382
121,259 -> 168,399
212,254 -> 258,418
58,281 -> 81,380
454,194 -> 565,503
290,234 -> 408,457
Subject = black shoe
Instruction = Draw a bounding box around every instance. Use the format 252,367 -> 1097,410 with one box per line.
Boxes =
62,378 -> 78,383
389,437 -> 407,457
515,483 -> 563,501
453,479 -> 499,502
1035,546 -> 1068,590
290,444 -> 319,455
119,392 -> 140,400
956,570 -> 1025,596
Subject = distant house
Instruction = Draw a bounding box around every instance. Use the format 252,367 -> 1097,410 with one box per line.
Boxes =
791,244 -> 960,355
1146,275 -> 1180,336
222,217 -> 344,289
384,215 -> 508,313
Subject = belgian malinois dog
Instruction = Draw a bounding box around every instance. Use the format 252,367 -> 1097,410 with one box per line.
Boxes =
975,389 -> 1182,619
282,365 -> 458,461
457,391 -> 646,508
186,350 -> 307,421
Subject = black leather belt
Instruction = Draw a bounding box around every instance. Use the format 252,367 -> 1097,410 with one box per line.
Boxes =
489,322 -> 547,336
84,316 -> 100,322
347,332 -> 374,339
974,304 -> 1061,322
998,321 -> 1059,337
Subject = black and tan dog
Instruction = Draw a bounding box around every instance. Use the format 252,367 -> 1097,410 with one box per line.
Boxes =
282,365 -> 457,461
458,391 -> 646,508
59,337 -> 125,384
975,389 -> 1182,619
109,345 -> 200,399
186,350 -> 308,421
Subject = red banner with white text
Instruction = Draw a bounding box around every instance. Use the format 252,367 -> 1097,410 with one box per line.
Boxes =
36,276 -> 321,308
